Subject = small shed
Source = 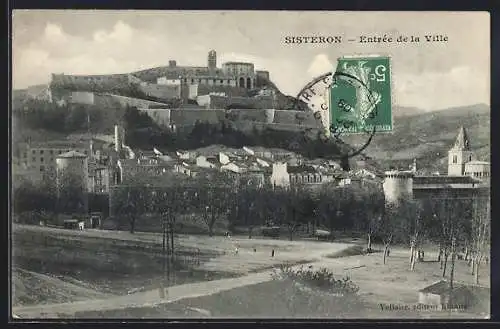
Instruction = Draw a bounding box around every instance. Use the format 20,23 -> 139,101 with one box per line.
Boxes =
418,280 -> 477,310
63,219 -> 85,230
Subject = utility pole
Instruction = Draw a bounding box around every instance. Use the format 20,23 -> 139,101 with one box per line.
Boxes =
159,213 -> 167,299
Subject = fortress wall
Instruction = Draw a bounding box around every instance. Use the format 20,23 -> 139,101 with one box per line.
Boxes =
138,109 -> 172,127
225,109 -> 272,123
169,109 -> 225,126
139,84 -> 181,100
95,94 -> 168,109
196,85 -> 248,98
70,91 -> 95,105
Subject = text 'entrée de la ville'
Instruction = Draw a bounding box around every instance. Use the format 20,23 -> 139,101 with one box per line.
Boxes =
283,34 -> 448,44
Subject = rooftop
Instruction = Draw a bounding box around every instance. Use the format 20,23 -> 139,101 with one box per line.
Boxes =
288,165 -> 317,174
223,61 -> 254,66
466,160 -> 490,165
413,175 -> 482,185
451,126 -> 471,151
29,140 -> 89,149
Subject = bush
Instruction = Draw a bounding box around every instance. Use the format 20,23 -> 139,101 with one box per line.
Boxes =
272,264 -> 360,297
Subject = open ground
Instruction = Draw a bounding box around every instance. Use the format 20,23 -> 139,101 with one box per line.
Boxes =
11,224 -> 490,319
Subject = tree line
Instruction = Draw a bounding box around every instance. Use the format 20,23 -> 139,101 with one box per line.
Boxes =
108,170 -> 490,285
13,166 -> 490,286
13,99 -> 106,134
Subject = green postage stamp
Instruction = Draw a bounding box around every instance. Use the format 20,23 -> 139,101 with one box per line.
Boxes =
329,55 -> 393,135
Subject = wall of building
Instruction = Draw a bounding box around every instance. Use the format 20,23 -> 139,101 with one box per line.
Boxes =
90,167 -> 110,194
271,162 -> 290,188
222,62 -> 255,76
382,172 -> 414,203
157,77 -> 181,85
28,145 -> 89,175
191,84 -> 246,100
448,149 -> 474,176
464,162 -> 491,179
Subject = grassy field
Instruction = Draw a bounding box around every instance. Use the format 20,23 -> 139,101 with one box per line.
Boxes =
11,225 -> 489,319
71,246 -> 490,319
11,224 -> 345,309
70,244 -> 490,319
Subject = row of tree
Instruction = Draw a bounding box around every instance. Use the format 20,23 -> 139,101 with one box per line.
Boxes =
109,170 -> 490,286
13,166 -> 490,286
13,172 -> 109,218
13,99 -> 105,134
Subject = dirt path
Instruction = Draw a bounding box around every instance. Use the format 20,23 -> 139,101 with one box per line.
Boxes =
13,269 -> 274,318
12,243 -> 352,319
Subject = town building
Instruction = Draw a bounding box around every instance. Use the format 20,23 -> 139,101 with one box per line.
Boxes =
270,162 -> 336,191
50,50 -> 269,104
18,140 -> 91,183
383,126 -> 490,203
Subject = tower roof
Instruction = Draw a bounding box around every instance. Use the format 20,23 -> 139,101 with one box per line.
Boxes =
452,126 -> 471,150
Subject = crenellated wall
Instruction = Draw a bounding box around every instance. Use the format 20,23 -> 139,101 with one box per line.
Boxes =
382,171 -> 414,204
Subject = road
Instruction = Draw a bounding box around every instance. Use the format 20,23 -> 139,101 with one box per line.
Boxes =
12,225 -> 353,318
12,255 -> 347,319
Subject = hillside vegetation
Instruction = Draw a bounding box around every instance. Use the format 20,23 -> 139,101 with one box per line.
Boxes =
343,104 -> 490,172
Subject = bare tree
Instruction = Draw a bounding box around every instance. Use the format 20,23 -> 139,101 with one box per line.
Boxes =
192,171 -> 232,236
471,195 -> 490,285
380,203 -> 399,265
353,185 -> 385,253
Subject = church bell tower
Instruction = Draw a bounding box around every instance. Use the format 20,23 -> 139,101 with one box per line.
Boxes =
448,126 -> 473,176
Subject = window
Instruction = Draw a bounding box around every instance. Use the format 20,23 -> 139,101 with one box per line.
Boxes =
191,79 -> 194,83
40,166 -> 45,172
23,152 -> 27,158
452,155 -> 457,164
32,150 -> 36,154
50,150 -> 54,155
220,80 -> 223,83
58,150 -> 62,154
40,149 -> 44,154
40,157 -> 44,163
469,155 -> 472,161
32,157 -> 36,162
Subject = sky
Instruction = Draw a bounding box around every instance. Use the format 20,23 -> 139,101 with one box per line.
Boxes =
12,10 -> 490,111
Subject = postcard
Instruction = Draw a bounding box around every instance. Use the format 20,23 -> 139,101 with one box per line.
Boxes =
11,10 -> 490,320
